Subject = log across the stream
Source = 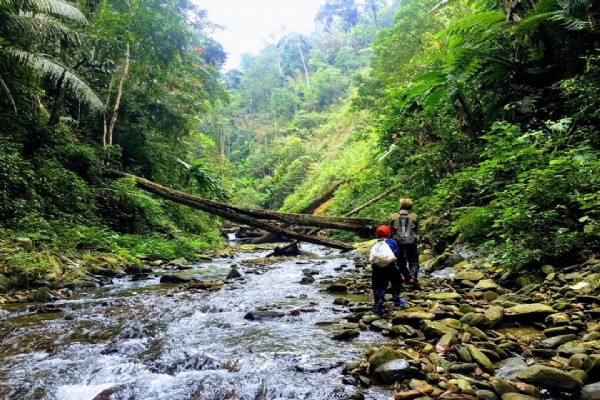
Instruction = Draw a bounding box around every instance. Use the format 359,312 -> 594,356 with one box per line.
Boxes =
106,171 -> 377,251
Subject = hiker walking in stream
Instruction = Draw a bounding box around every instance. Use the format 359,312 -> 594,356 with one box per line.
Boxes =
390,198 -> 421,290
369,225 -> 407,315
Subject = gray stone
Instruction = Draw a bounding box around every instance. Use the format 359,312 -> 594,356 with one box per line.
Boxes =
392,311 -> 435,326
332,329 -> 360,340
454,271 -> 485,281
427,292 -> 463,300
516,364 -> 584,390
159,273 -> 191,284
371,319 -> 393,331
474,279 -> 499,291
476,389 -> 497,400
372,359 -> 418,384
460,312 -> 492,329
495,357 -> 528,380
504,303 -> 556,319
466,344 -> 494,372
501,394 -> 539,400
243,310 -> 286,320
557,341 -> 588,356
580,382 -> 600,400
420,320 -> 459,338
541,334 -> 578,349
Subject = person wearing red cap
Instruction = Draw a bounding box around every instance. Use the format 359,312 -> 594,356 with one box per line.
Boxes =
371,225 -> 406,314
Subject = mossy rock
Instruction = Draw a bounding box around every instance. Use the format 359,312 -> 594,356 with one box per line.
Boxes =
369,346 -> 407,372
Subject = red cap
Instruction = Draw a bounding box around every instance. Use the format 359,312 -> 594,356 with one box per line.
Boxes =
375,225 -> 392,238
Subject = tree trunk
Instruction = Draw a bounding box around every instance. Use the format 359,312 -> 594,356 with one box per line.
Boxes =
105,170 -> 376,250
106,43 -> 130,147
298,180 -> 346,214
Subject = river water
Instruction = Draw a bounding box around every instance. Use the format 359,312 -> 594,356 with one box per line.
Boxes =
0,244 -> 393,400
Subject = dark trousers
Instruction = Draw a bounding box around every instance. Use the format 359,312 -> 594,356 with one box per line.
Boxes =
397,241 -> 419,281
371,264 -> 402,306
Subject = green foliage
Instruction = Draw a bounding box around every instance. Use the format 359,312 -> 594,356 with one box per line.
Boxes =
96,178 -> 169,234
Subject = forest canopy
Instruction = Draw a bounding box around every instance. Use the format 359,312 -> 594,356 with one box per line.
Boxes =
0,0 -> 598,290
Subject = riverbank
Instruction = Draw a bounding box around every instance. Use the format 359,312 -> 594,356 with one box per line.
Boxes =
1,236 -> 599,400
324,242 -> 600,400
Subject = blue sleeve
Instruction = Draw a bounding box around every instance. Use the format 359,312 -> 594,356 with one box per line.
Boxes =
386,239 -> 399,256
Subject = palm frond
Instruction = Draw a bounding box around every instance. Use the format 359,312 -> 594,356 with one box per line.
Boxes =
5,49 -> 103,110
1,0 -> 87,23
0,76 -> 18,113
3,12 -> 74,40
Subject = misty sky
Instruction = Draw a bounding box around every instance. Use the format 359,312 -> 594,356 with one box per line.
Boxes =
197,0 -> 326,70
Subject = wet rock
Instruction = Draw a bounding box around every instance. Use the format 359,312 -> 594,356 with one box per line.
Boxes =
460,312 -> 492,329
490,377 -> 518,396
580,382 -> 600,400
427,292 -> 462,301
495,357 -> 528,380
501,394 -> 538,400
243,309 -> 286,320
474,279 -> 500,291
391,311 -> 435,326
188,280 -> 224,290
35,305 -> 63,314
368,346 -> 407,372
545,312 -> 570,326
583,354 -> 600,382
437,332 -> 458,348
370,319 -> 393,331
327,282 -> 348,293
484,306 -> 504,326
540,334 -> 577,349
159,274 -> 191,284
372,359 -> 418,384
420,320 -> 458,338
504,304 -> 555,321
557,340 -> 588,356
516,364 -> 584,390
226,268 -> 242,279
92,384 -> 136,400
300,275 -> 315,284
295,360 -> 340,372
476,389 -> 498,400
28,287 -> 57,303
168,257 -> 188,267
332,329 -> 360,341
448,363 -> 477,373
454,271 -> 485,282
466,344 -> 494,373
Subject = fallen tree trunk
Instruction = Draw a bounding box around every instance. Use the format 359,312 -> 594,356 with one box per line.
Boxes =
298,180 -> 345,214
105,171 -> 369,250
107,171 -> 374,234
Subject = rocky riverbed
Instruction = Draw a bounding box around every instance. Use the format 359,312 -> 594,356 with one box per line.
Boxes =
319,242 -> 600,400
1,241 -> 598,400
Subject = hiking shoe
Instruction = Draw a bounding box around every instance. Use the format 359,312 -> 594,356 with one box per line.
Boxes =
408,278 -> 421,290
393,299 -> 407,308
373,305 -> 384,315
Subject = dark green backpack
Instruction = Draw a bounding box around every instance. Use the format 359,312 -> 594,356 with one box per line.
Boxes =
396,213 -> 416,245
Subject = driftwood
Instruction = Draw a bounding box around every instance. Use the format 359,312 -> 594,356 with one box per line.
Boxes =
105,171 -> 376,250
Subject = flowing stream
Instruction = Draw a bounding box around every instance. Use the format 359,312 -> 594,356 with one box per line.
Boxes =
0,244 -> 393,400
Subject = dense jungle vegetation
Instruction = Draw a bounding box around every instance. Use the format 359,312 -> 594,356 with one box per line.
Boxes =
0,0 -> 598,291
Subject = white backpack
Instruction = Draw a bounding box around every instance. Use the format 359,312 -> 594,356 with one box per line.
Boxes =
369,240 -> 396,267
